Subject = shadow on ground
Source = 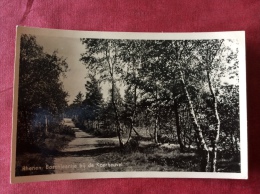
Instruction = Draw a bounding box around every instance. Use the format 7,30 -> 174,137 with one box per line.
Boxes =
55,146 -> 117,158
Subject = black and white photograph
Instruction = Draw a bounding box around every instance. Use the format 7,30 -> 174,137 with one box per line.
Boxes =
11,27 -> 247,183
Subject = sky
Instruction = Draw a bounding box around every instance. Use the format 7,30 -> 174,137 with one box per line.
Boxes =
35,35 -> 110,105
33,35 -> 239,105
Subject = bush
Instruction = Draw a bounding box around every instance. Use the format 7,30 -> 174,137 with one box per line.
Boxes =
158,134 -> 177,144
52,125 -> 75,136
86,127 -> 117,138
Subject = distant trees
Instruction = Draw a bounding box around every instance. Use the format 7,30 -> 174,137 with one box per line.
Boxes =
17,34 -> 68,152
73,92 -> 84,105
68,92 -> 84,124
79,38 -> 240,172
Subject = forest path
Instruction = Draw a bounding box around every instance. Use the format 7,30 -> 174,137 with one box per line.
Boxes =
53,118 -> 118,174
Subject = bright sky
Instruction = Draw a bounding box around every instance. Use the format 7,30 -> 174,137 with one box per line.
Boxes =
36,36 -> 87,104
35,35 -> 114,105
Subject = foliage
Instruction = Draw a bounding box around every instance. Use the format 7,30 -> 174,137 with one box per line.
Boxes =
73,92 -> 84,105
79,38 -> 240,172
17,34 -> 69,153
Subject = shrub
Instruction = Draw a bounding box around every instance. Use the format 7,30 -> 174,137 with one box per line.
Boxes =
53,125 -> 75,136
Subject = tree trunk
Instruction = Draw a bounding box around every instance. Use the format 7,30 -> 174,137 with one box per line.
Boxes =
207,70 -> 221,172
45,115 -> 48,133
125,84 -> 140,144
131,87 -> 141,138
154,114 -> 158,144
210,145 -> 217,172
235,136 -> 239,153
230,131 -> 235,154
179,70 -> 209,171
200,148 -> 210,172
107,43 -> 125,148
173,99 -> 184,152
179,70 -> 208,151
111,81 -> 124,147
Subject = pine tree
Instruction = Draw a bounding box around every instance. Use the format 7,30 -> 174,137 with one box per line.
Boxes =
81,75 -> 103,129
73,92 -> 84,105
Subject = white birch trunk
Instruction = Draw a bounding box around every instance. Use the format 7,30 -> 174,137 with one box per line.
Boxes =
206,70 -> 221,172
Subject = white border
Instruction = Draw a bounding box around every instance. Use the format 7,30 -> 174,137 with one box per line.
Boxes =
11,26 -> 247,183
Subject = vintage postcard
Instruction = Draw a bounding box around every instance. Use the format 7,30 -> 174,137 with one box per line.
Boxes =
11,26 -> 247,183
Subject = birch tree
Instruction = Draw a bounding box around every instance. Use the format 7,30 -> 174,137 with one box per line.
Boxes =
80,39 -> 125,147
170,39 -> 239,172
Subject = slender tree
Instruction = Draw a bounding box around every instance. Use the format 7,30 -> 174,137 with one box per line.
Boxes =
80,39 -> 125,147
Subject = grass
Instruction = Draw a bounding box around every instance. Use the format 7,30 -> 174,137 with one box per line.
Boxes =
95,143 -> 201,172
96,139 -> 117,147
216,151 -> 241,172
93,138 -> 240,173
15,126 -> 76,176
83,127 -> 202,172
15,123 -> 241,175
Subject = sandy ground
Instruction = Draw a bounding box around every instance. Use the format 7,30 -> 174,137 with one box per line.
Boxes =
54,118 -> 118,174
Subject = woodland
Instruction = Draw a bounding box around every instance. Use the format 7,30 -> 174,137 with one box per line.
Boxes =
16,34 -> 240,175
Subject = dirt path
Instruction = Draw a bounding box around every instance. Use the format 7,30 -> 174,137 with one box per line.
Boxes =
53,118 -> 118,174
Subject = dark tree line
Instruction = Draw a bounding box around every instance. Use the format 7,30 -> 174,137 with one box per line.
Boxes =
74,38 -> 240,172
17,34 -> 69,152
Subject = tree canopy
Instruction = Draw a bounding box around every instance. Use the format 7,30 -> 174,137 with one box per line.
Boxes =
17,34 -> 69,151
78,38 -> 240,172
